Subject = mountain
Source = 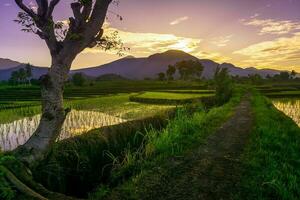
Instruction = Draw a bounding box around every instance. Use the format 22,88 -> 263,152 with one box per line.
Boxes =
73,50 -> 198,79
74,50 -> 280,79
0,50 -> 281,81
0,58 -> 21,70
199,60 -> 280,79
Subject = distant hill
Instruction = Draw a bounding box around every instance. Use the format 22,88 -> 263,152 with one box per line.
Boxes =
0,50 -> 281,81
74,50 -> 280,79
0,58 -> 21,70
0,64 -> 48,81
73,50 -> 199,79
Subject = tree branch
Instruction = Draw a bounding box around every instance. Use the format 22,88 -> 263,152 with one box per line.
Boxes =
86,0 -> 112,36
36,0 -> 49,18
47,0 -> 60,18
82,1 -> 93,21
71,2 -> 83,23
15,0 -> 37,19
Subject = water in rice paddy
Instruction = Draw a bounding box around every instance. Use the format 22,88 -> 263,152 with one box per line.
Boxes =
273,98 -> 300,127
0,110 -> 126,151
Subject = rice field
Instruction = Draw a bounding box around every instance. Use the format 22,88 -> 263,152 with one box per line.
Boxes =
0,110 -> 126,151
0,93 -> 176,151
0,84 -> 213,152
273,98 -> 300,127
135,91 -> 213,100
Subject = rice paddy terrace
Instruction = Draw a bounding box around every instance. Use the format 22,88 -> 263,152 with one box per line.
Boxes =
1,82 -> 300,200
0,81 -> 215,152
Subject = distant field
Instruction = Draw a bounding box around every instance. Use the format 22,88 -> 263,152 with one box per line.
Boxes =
257,83 -> 300,98
0,81 -> 205,101
0,93 -> 175,124
135,92 -> 212,100
0,81 -> 213,124
129,91 -> 214,105
157,89 -> 215,94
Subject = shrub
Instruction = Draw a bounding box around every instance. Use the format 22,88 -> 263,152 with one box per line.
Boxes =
214,67 -> 233,105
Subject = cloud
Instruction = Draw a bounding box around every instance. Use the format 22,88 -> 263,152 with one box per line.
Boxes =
82,26 -> 231,64
169,16 -> 189,26
234,32 -> 300,67
241,16 -> 300,35
83,27 -> 202,56
211,35 -> 233,47
195,51 -> 231,63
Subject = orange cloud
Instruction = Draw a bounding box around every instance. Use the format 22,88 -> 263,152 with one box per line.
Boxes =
241,17 -> 300,35
169,16 -> 189,26
234,32 -> 300,70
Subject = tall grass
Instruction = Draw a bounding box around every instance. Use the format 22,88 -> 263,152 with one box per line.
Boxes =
89,87 -> 245,199
238,92 -> 300,200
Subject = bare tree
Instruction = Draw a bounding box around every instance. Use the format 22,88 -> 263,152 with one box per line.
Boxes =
14,0 -> 122,163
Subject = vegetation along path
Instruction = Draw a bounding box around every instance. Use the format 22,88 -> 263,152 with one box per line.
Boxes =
132,95 -> 253,200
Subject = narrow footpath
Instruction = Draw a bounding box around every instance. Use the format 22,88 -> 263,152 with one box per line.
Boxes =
124,96 -> 253,200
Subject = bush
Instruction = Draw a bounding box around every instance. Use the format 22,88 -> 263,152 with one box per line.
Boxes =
72,73 -> 86,86
214,67 -> 233,105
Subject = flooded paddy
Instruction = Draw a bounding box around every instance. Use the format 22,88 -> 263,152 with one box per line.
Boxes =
0,110 -> 126,151
273,98 -> 300,127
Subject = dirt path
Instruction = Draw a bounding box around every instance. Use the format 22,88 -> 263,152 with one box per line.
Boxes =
128,96 -> 253,200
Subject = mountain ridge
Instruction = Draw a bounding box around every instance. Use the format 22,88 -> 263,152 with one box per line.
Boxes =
0,50 -> 281,81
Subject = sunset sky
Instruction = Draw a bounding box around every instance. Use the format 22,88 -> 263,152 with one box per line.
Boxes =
1,0 -> 300,72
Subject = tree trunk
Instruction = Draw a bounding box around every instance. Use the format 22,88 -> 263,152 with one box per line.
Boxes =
15,58 -> 72,165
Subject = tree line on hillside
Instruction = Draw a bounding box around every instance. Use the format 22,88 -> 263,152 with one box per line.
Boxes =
157,60 -> 204,81
8,64 -> 33,85
232,70 -> 299,85
156,60 -> 299,85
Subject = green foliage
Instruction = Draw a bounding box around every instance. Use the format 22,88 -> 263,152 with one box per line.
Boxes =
174,60 -> 204,81
214,67 -> 233,105
34,114 -> 173,197
72,73 -> 86,86
238,92 -> 300,200
0,155 -> 17,200
166,65 -> 176,81
9,64 -> 32,85
248,74 -> 263,85
157,73 -> 166,81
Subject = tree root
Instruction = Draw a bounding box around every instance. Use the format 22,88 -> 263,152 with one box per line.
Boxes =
0,165 -> 48,200
1,159 -> 83,200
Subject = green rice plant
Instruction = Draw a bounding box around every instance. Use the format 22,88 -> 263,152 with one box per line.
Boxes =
129,92 -> 214,105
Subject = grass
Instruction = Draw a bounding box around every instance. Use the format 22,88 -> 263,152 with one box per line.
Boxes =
33,113 -> 175,197
135,92 -> 212,100
237,91 -> 300,200
88,87 -> 245,199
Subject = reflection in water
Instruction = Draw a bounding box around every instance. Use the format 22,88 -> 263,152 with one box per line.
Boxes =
273,99 -> 300,127
0,110 -> 126,151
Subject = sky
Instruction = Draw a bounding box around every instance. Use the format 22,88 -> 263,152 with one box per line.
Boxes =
1,0 -> 300,72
